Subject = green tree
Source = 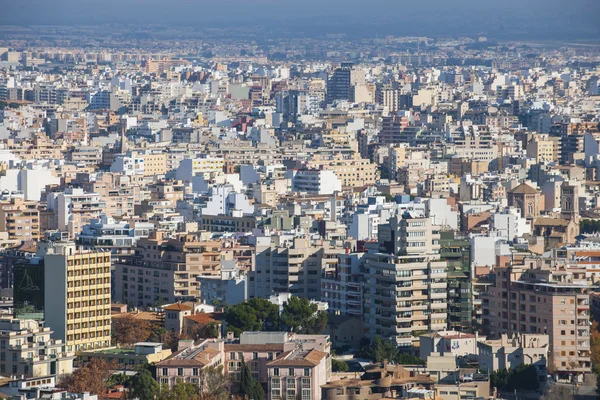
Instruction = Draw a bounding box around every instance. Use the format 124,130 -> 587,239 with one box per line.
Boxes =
239,358 -> 265,400
490,369 -> 510,390
280,296 -> 327,334
507,364 -> 539,390
129,369 -> 159,400
157,382 -> 200,400
394,352 -> 426,365
225,298 -> 279,337
332,359 -> 349,372
357,336 -> 396,362
356,336 -> 425,365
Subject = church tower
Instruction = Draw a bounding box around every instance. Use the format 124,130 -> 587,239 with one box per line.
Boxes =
560,181 -> 579,221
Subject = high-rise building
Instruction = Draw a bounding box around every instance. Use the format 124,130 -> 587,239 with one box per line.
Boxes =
113,232 -> 224,307
321,252 -> 364,316
41,241 -> 111,351
13,260 -> 45,320
326,63 -> 365,104
47,188 -> 106,239
250,236 -> 342,300
483,264 -> 592,380
364,252 -> 448,348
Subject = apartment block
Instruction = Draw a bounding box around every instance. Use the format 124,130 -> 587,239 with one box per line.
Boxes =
113,232 -> 223,307
483,265 -> 592,379
0,198 -> 40,242
41,241 -> 111,351
478,333 -> 549,374
156,331 -> 331,400
321,252 -> 364,316
47,188 -> 105,239
250,236 -> 342,300
305,153 -> 378,188
0,317 -> 75,378
364,253 -> 448,348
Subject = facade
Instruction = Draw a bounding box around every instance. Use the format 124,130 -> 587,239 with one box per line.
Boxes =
0,198 -> 40,242
419,331 -> 479,360
197,261 -> 247,306
327,63 -> 364,104
483,265 -> 592,379
47,188 -> 105,239
364,253 -> 448,348
478,333 -> 549,373
291,169 -> 342,195
321,252 -> 364,316
113,232 -> 223,307
41,241 -> 111,351
306,153 -> 378,188
78,216 -> 153,255
199,214 -> 256,233
156,331 -> 331,399
507,183 -> 541,219
78,342 -> 171,367
321,364 -> 435,400
250,237 -> 342,300
0,317 -> 75,378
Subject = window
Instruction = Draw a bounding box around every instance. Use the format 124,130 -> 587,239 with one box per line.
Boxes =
336,388 -> 344,395
304,368 -> 310,377
273,368 -> 279,376
230,352 -> 235,360
301,378 -> 310,388
177,368 -> 183,376
287,377 -> 295,388
288,368 -> 294,376
302,389 -> 311,400
193,368 -> 199,376
253,352 -> 258,360
268,352 -> 274,361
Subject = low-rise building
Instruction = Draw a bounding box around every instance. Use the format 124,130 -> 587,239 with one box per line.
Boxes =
478,333 -> 549,374
78,342 -> 172,367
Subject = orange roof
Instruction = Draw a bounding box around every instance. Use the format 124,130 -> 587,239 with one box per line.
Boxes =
184,313 -> 223,324
163,303 -> 193,311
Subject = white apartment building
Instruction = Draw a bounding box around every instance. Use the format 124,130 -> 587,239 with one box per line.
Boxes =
0,318 -> 75,378
364,253 -> 448,348
290,169 -> 342,195
47,188 -> 105,239
321,252 -> 364,316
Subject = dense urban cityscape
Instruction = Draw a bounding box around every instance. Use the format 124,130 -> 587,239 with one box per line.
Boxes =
0,4 -> 599,399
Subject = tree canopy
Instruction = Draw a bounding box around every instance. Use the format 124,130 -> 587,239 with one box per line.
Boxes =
356,336 -> 425,365
490,364 -> 540,391
225,298 -> 279,337
129,368 -> 159,400
280,296 -> 327,334
332,359 -> 349,372
112,314 -> 152,346
58,358 -> 116,396
239,358 -> 265,400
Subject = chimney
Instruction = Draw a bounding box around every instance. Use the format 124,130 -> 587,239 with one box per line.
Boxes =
227,331 -> 234,340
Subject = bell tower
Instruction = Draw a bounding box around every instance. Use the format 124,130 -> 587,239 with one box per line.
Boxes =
560,181 -> 579,221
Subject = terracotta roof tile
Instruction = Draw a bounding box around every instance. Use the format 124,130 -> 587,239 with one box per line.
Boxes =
163,303 -> 193,311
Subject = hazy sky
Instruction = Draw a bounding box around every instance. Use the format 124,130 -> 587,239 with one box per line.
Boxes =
1,0 -> 599,39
